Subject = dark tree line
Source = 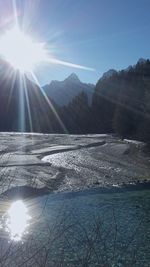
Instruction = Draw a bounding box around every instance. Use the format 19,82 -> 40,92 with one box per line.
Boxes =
91,59 -> 150,143
1,58 -> 150,145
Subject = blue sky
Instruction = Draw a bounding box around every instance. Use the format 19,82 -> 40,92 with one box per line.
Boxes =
0,0 -> 150,85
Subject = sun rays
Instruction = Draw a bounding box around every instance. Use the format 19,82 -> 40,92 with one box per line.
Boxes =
0,24 -> 95,74
0,1 -> 94,133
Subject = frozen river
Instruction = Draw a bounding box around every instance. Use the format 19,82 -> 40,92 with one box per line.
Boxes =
0,133 -> 149,196
0,133 -> 150,266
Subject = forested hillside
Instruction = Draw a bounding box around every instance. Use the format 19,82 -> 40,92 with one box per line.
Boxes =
92,59 -> 150,143
57,59 -> 150,144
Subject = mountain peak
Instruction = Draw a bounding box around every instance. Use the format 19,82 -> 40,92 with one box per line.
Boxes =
137,58 -> 147,64
65,73 -> 81,83
101,69 -> 117,80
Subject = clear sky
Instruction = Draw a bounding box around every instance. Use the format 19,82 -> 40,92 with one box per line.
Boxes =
0,0 -> 150,85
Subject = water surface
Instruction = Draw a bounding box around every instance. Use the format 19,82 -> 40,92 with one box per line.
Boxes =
0,188 -> 150,266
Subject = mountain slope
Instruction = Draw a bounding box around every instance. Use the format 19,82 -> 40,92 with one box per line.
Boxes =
92,58 -> 150,140
0,60 -> 62,133
43,73 -> 94,106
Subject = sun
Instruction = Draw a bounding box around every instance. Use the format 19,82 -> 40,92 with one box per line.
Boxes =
0,25 -> 95,75
0,26 -> 47,73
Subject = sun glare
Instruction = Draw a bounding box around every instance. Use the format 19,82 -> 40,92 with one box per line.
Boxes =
0,25 -> 95,74
0,26 -> 47,73
6,200 -> 31,241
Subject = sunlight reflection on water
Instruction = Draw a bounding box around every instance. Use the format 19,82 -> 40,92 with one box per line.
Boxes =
5,200 -> 31,241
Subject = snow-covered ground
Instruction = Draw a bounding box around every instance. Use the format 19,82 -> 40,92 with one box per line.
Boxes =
0,133 -> 149,198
